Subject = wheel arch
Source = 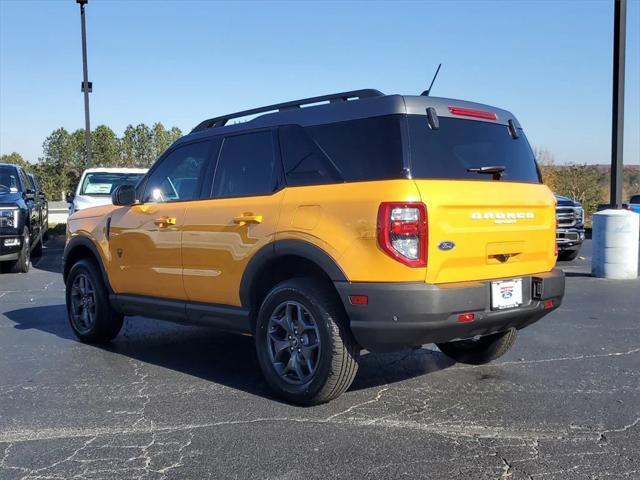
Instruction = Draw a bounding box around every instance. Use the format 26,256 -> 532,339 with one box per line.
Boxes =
240,240 -> 348,330
62,236 -> 113,293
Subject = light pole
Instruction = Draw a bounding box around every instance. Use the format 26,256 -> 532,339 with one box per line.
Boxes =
77,0 -> 92,166
610,0 -> 626,208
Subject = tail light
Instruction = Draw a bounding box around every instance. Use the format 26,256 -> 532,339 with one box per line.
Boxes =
377,202 -> 428,267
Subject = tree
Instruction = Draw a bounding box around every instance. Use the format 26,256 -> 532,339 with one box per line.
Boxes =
0,152 -> 30,170
533,147 -> 559,192
69,129 -> 88,184
553,165 -> 604,217
40,128 -> 75,199
92,125 -> 121,168
121,124 -> 154,167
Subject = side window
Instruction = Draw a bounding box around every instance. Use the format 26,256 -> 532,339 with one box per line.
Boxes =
307,116 -> 404,182
279,125 -> 342,186
143,141 -> 210,203
212,131 -> 278,198
19,169 -> 32,191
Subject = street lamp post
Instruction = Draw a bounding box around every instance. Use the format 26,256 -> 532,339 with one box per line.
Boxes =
610,0 -> 626,209
77,0 -> 92,166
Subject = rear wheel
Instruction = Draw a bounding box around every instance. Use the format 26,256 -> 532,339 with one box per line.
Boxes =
10,227 -> 30,273
437,328 -> 517,365
65,258 -> 123,343
255,278 -> 359,405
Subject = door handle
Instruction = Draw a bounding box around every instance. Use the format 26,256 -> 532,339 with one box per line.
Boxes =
154,216 -> 177,227
233,213 -> 263,225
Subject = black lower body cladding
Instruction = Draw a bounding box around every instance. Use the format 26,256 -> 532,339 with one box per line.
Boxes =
335,269 -> 565,352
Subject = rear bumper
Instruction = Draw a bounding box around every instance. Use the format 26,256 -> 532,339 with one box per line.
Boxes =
335,269 -> 565,352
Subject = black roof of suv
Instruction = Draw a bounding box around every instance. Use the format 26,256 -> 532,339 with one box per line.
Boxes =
183,89 -> 520,146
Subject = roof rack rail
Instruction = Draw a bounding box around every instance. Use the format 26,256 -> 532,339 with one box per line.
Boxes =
191,89 -> 384,133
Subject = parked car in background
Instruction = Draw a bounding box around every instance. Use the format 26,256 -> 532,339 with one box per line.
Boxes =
66,168 -> 148,214
555,194 -> 585,261
28,173 -> 48,242
0,163 -> 48,272
63,89 -> 564,405
624,194 -> 640,214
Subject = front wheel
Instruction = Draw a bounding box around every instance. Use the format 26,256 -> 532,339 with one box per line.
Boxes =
10,227 -> 30,273
65,258 -> 123,343
437,328 -> 518,365
255,278 -> 359,406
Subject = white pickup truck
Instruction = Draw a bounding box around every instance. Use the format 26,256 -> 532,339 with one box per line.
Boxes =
66,168 -> 148,214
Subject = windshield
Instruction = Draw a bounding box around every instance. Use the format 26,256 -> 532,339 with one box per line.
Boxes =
80,172 -> 145,196
0,166 -> 20,193
408,116 -> 541,183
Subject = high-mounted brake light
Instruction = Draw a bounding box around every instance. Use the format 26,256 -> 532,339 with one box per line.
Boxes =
377,202 -> 428,267
448,106 -> 497,120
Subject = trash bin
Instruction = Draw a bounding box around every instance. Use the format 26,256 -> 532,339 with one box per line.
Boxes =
591,209 -> 639,279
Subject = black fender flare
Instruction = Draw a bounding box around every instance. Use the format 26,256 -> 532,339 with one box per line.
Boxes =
62,235 -> 113,293
239,239 -> 347,308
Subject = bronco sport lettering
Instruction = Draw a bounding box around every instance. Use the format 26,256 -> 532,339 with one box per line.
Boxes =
63,89 -> 565,405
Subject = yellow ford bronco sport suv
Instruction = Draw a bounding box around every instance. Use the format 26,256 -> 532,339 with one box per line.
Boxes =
63,89 -> 565,405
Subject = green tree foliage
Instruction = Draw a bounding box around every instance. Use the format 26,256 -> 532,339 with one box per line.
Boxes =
124,124 -> 154,168
13,122 -> 182,199
39,127 -> 75,199
92,125 -> 121,168
0,152 -> 30,169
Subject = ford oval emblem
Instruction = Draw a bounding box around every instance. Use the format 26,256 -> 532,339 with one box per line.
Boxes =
438,241 -> 455,251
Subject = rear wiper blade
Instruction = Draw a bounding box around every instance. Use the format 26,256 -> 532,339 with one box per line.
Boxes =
466,165 -> 505,180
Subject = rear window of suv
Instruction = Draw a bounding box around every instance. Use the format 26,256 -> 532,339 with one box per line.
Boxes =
407,116 -> 540,183
280,116 -> 404,186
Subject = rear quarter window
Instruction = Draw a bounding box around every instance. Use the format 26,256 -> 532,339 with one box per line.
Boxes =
408,116 -> 541,183
280,115 -> 405,186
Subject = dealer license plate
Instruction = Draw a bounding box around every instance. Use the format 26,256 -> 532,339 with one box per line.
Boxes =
491,278 -> 523,310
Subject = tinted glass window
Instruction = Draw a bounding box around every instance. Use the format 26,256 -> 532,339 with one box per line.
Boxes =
306,116 -> 404,183
19,169 -> 32,191
81,172 -> 145,196
28,174 -> 39,192
0,166 -> 20,193
143,141 -> 210,202
408,116 -> 540,183
279,125 -> 342,186
630,195 -> 640,204
212,131 -> 277,198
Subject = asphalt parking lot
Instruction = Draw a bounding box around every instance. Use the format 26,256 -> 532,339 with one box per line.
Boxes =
0,236 -> 638,479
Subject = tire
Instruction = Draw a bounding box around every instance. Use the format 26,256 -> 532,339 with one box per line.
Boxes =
255,278 -> 359,406
558,249 -> 579,261
10,227 -> 30,273
32,237 -> 43,257
437,328 -> 518,365
65,258 -> 123,343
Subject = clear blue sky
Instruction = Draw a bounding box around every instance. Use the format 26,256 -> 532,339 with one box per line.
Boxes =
1,0 -> 638,165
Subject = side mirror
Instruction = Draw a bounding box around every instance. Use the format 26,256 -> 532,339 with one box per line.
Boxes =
112,184 -> 137,206
65,191 -> 75,204
24,189 -> 36,201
